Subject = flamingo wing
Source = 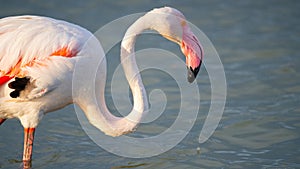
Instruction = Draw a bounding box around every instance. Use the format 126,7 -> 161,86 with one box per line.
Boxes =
0,15 -> 89,99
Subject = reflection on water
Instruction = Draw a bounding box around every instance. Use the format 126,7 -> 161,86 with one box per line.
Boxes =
0,0 -> 299,168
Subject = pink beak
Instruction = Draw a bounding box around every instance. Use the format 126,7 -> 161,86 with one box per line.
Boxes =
181,30 -> 203,83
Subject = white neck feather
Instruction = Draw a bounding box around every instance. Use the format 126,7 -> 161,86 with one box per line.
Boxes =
77,9 -> 183,136
76,14 -> 152,137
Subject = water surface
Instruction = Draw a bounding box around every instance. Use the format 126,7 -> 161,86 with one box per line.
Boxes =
0,0 -> 299,168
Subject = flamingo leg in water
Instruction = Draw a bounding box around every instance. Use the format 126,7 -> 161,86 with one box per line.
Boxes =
0,118 -> 6,125
23,128 -> 35,169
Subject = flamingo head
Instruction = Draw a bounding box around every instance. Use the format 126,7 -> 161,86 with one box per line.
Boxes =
149,7 -> 204,83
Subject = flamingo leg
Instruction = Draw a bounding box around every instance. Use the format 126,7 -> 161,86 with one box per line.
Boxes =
23,128 -> 35,169
0,118 -> 6,125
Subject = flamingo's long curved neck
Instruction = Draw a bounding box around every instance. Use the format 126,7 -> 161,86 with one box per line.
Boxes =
77,10 -> 184,136
77,14 -> 155,137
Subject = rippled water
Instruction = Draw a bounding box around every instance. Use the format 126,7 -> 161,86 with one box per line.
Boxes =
1,0 -> 299,168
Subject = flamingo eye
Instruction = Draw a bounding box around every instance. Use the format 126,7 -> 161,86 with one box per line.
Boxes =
181,41 -> 186,47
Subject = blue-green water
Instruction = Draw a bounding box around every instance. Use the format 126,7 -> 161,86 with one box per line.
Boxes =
1,0 -> 299,168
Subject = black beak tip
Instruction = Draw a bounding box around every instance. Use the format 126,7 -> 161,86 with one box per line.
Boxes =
187,66 -> 200,83
187,71 -> 195,83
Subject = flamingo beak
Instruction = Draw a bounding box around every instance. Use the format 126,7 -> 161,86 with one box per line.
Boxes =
181,33 -> 203,83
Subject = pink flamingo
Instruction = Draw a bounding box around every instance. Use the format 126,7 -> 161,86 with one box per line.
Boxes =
0,7 -> 203,168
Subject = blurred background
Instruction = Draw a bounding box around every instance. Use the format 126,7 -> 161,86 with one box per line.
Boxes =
0,0 -> 299,168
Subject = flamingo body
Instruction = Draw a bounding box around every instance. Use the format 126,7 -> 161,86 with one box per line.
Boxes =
0,15 -> 90,126
0,15 -> 97,168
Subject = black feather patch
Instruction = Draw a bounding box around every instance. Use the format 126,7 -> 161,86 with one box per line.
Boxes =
8,77 -> 30,98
